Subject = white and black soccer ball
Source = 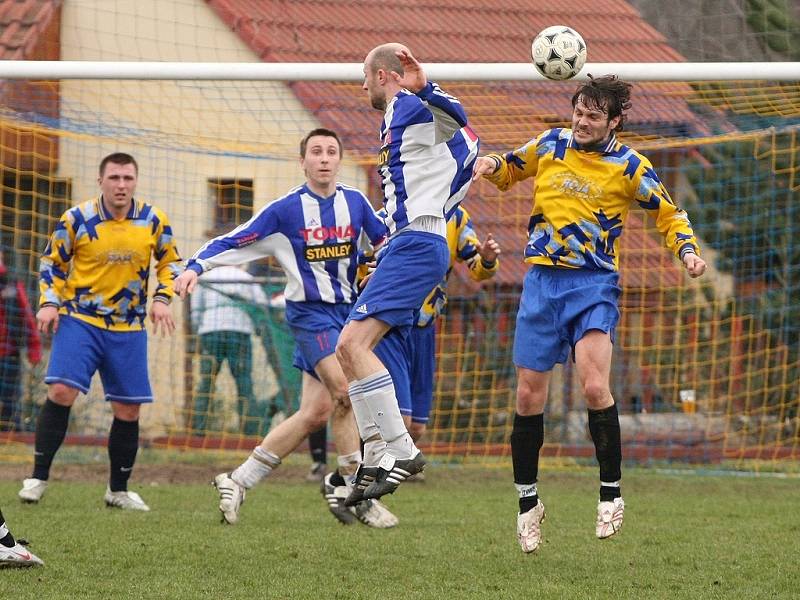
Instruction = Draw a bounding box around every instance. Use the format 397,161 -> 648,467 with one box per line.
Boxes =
531,26 -> 587,81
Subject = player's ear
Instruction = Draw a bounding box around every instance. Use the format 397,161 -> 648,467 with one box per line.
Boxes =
609,115 -> 621,131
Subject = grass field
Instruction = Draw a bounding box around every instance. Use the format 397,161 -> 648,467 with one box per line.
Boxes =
1,460 -> 798,599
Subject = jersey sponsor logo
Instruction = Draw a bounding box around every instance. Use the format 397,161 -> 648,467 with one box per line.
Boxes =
99,249 -> 144,265
304,241 -> 353,262
549,172 -> 602,203
377,145 -> 389,168
299,225 -> 355,242
235,232 -> 259,247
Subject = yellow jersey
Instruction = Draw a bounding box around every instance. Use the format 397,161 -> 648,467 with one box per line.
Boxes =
39,197 -> 182,331
484,128 -> 699,271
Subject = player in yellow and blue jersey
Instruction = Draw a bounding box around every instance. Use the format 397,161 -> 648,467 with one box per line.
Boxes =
473,75 -> 707,553
378,205 -> 500,443
18,153 -> 182,512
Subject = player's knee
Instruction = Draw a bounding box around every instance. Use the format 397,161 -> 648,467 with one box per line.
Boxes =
112,402 -> 141,421
48,383 -> 79,406
583,379 -> 611,408
516,384 -> 546,414
300,399 -> 333,431
334,340 -> 353,369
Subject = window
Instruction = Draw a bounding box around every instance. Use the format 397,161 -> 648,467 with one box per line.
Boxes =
0,169 -> 71,284
208,178 -> 253,230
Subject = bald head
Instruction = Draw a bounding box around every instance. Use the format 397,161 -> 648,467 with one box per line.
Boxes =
365,43 -> 408,76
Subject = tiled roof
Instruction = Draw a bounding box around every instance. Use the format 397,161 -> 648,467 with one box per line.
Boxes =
0,0 -> 60,60
207,0 -> 698,149
208,0 -> 692,289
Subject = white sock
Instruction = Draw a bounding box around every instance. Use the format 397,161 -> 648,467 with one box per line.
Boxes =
337,451 -> 362,489
349,381 -> 386,466
231,446 -> 280,488
359,369 -> 417,460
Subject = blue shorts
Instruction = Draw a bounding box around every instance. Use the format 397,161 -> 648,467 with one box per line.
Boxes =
286,301 -> 352,374
513,266 -> 621,372
408,323 -> 435,424
373,326 -> 412,419
348,232 -> 449,329
45,315 -> 152,403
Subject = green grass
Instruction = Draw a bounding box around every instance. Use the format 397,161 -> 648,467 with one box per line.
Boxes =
2,468 -> 798,599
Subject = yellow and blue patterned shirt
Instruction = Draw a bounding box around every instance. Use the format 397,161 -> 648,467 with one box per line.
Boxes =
484,128 -> 699,271
416,205 -> 498,328
39,197 -> 182,331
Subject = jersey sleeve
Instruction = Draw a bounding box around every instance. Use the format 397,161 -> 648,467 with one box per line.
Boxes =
361,195 -> 389,247
186,202 -> 282,274
454,206 -> 499,282
483,131 -> 547,191
152,209 -> 183,304
416,81 -> 468,130
634,158 -> 701,259
38,208 -> 76,308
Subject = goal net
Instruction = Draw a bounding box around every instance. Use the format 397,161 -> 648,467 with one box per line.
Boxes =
0,0 -> 798,472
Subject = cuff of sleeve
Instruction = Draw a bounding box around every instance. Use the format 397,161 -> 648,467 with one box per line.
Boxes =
481,258 -> 498,270
488,154 -> 503,174
40,301 -> 60,309
415,81 -> 435,100
678,244 -> 698,259
186,262 -> 204,275
153,295 -> 171,305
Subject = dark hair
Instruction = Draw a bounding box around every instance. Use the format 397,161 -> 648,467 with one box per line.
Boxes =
571,75 -> 633,132
300,128 -> 343,158
99,152 -> 138,176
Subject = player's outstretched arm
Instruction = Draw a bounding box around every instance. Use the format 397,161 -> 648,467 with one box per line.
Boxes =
149,300 -> 176,337
173,269 -> 199,298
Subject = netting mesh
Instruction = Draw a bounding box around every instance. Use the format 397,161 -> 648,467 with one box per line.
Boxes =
0,0 -> 798,470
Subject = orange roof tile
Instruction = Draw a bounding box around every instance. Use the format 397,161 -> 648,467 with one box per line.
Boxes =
0,0 -> 60,60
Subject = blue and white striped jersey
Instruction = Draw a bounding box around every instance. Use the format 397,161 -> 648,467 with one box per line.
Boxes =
186,183 -> 387,304
378,82 -> 480,236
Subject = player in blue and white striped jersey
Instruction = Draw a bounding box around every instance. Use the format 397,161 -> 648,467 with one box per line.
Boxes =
174,129 -> 398,528
336,44 -> 480,503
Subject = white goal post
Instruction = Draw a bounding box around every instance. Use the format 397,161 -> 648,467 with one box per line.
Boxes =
0,61 -> 798,81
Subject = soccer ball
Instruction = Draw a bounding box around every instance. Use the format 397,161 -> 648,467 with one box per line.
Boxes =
531,26 -> 587,81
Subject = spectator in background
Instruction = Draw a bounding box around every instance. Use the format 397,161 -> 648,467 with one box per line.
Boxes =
190,262 -> 270,437
0,255 -> 42,431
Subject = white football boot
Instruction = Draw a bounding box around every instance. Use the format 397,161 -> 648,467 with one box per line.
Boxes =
596,497 -> 625,539
0,541 -> 44,568
516,501 -> 546,553
214,473 -> 245,524
104,488 -> 150,511
18,478 -> 47,504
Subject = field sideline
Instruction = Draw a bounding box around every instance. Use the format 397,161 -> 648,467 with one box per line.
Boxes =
1,458 -> 798,599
